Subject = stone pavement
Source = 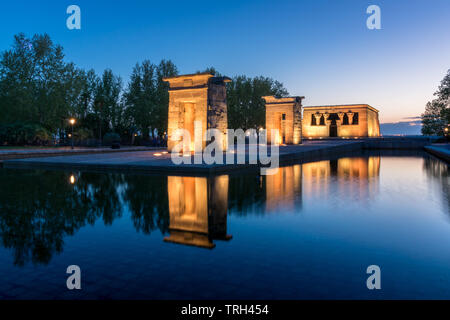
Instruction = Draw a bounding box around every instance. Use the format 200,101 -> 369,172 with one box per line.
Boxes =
0,146 -> 158,161
3,140 -> 364,175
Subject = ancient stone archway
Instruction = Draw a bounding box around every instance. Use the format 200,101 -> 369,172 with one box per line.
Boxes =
164,73 -> 231,152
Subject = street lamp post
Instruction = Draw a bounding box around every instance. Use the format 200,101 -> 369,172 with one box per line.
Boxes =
69,118 -> 76,149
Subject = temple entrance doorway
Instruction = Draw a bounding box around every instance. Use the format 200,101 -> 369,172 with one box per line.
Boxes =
329,119 -> 338,137
275,113 -> 286,144
183,103 -> 195,152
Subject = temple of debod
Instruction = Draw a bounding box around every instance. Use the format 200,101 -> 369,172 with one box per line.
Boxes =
164,73 -> 381,151
302,104 -> 380,139
164,73 -> 231,152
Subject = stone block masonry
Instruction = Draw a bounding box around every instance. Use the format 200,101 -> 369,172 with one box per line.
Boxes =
164,73 -> 231,152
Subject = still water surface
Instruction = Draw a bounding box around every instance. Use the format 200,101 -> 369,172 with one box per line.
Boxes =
0,151 -> 448,299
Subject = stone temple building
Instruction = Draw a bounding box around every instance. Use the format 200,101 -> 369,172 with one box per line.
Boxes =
302,104 -> 380,138
164,73 -> 381,149
164,73 -> 231,152
263,96 -> 304,145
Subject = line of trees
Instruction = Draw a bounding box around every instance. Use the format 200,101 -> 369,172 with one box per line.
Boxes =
422,69 -> 450,136
0,33 -> 289,146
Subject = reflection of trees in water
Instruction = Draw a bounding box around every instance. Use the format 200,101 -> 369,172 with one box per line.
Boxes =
0,170 -> 169,266
0,168 -> 274,267
423,156 -> 450,215
227,173 -> 265,215
0,170 -> 107,266
122,175 -> 169,235
0,155 -> 391,266
75,172 -> 125,225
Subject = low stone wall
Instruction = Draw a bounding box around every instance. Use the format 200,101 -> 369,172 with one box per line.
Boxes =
0,146 -> 154,162
424,145 -> 450,163
363,137 -> 437,149
278,141 -> 364,166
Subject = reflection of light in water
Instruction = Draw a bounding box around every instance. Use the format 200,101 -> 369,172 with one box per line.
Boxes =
265,164 -> 302,211
302,157 -> 380,200
153,153 -> 162,156
69,175 -> 76,184
165,175 -> 230,249
264,157 -> 382,210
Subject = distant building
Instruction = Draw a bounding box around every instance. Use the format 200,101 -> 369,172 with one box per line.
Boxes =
302,104 -> 380,138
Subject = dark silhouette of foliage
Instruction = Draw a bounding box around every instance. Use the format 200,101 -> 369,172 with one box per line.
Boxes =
422,69 -> 450,135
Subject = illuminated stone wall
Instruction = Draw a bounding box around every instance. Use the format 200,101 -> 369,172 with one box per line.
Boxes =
265,164 -> 302,211
164,73 -> 231,152
263,96 -> 304,144
367,108 -> 381,137
302,104 -> 380,138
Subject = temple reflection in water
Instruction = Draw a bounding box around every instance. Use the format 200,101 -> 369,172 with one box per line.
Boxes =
302,156 -> 380,200
2,154 -> 447,270
165,175 -> 232,249
265,164 -> 302,211
165,156 -> 381,248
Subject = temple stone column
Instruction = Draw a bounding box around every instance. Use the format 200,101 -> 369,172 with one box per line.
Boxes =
314,113 -> 322,126
347,112 -> 354,125
324,113 -> 333,127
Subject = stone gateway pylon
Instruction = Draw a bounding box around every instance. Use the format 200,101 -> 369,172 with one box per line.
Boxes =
164,73 -> 231,152
263,96 -> 304,145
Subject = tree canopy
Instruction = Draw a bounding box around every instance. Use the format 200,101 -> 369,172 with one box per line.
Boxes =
0,33 -> 289,145
422,69 -> 450,135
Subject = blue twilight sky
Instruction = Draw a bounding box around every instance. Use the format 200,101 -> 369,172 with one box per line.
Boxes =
0,0 -> 449,123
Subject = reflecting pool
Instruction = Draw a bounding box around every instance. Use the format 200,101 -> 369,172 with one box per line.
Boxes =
0,151 -> 448,299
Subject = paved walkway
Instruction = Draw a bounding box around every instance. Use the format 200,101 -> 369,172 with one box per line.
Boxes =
0,146 -> 159,161
3,140 -> 363,175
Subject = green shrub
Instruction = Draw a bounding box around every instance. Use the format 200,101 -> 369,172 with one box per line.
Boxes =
74,128 -> 93,141
0,123 -> 52,145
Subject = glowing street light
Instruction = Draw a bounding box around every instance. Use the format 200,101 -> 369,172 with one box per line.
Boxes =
69,118 -> 76,149
69,174 -> 76,184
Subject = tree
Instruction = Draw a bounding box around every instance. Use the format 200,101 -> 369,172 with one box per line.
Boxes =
94,69 -> 123,135
197,67 -> 220,76
124,61 -> 153,139
155,59 -> 178,136
193,69 -> 290,130
421,100 -> 447,135
124,59 -> 178,140
227,75 -> 289,130
0,33 -> 97,145
74,69 -> 99,120
422,69 -> 450,135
